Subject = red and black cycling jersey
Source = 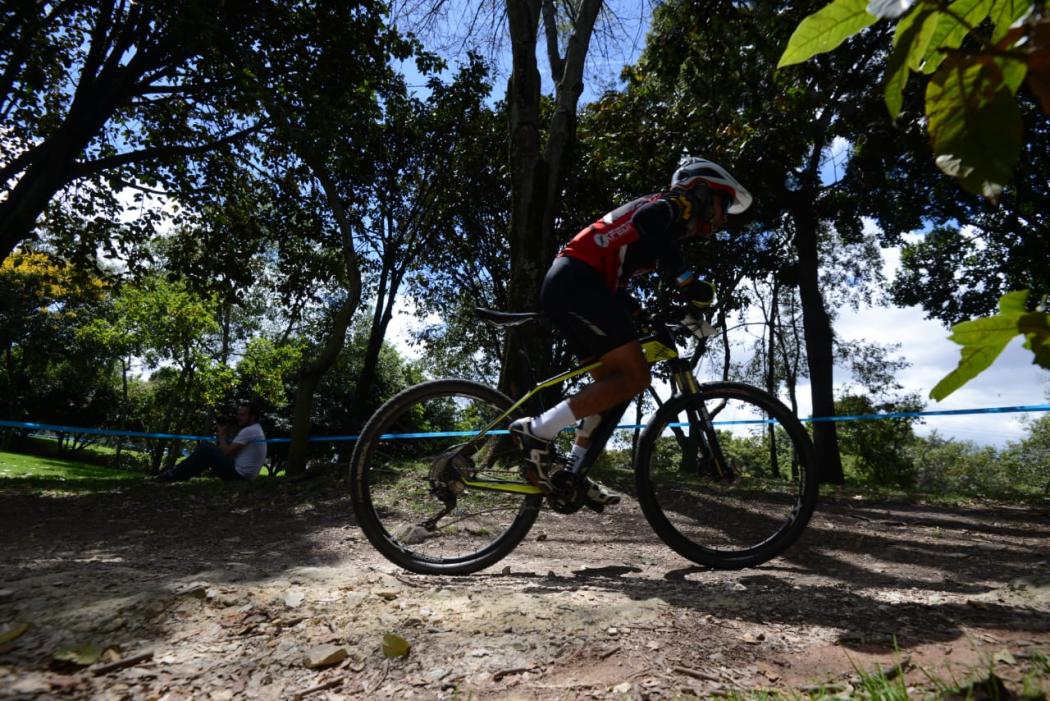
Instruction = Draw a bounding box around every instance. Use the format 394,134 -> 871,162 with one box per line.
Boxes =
559,192 -> 692,293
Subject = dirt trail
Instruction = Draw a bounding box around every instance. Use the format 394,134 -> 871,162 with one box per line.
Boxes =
1,479 -> 1048,699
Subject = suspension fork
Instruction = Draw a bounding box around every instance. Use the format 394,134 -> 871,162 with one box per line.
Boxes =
669,359 -> 734,481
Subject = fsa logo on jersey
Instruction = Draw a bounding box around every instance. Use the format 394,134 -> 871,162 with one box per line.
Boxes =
593,221 -> 632,248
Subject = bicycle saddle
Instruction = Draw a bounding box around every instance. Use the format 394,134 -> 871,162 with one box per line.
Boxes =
475,307 -> 542,328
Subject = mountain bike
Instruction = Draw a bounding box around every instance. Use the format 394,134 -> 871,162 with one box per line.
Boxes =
349,306 -> 819,575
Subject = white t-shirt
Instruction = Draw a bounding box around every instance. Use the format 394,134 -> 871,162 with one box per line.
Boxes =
232,423 -> 267,479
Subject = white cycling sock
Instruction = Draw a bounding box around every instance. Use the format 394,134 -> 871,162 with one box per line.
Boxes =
568,443 -> 588,473
530,400 -> 577,441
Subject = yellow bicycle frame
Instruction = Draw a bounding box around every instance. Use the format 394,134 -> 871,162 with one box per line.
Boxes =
459,335 -> 684,495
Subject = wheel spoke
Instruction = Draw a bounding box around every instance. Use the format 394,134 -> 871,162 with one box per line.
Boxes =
636,383 -> 818,569
350,380 -> 542,574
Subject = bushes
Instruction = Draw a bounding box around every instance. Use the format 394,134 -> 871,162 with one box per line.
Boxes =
596,408 -> 1050,499
905,428 -> 1049,498
835,395 -> 922,489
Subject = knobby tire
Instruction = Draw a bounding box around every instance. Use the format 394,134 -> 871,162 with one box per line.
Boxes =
349,379 -> 541,575
634,382 -> 818,569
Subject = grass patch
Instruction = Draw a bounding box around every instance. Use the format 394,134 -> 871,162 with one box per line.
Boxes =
0,449 -> 293,497
17,434 -> 153,471
0,450 -> 142,481
0,449 -> 147,493
818,481 -> 1050,508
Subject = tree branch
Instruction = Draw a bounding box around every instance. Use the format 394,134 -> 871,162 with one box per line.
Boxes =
70,123 -> 263,178
541,0 -> 564,81
134,79 -> 234,97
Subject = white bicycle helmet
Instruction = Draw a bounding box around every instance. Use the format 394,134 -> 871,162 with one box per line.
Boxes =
671,156 -> 752,214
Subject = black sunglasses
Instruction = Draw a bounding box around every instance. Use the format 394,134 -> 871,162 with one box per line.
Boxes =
699,190 -> 733,223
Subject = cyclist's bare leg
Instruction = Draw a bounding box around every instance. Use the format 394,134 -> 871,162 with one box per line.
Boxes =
559,341 -> 646,507
567,339 -> 650,426
572,362 -> 635,450
522,338 -> 649,443
511,341 -> 644,507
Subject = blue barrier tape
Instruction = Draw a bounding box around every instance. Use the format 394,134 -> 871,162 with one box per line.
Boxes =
803,403 -> 1050,423
3,403 -> 1049,445
0,420 -> 212,441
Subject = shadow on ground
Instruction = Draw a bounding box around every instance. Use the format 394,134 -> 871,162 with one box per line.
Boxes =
1,475 -> 1048,698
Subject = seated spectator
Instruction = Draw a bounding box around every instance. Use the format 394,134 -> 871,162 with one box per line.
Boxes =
156,402 -> 267,482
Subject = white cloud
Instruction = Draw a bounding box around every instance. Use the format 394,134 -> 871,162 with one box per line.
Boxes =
384,296 -> 439,361
833,246 -> 1050,447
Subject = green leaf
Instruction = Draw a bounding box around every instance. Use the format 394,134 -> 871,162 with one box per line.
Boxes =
1019,310 -> 1050,368
53,643 -> 104,666
381,632 -> 411,658
0,623 -> 30,646
990,0 -> 1030,42
998,289 -> 1030,315
921,0 -> 993,74
1024,326 -> 1050,368
927,56 -> 1022,199
884,49 -> 911,117
930,318 -> 1017,400
885,8 -> 938,116
778,0 -> 879,68
998,56 -> 1029,93
930,290 -> 1038,400
903,7 -> 941,72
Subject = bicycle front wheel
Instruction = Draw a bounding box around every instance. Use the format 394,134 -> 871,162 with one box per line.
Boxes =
635,382 -> 818,569
349,379 -> 542,575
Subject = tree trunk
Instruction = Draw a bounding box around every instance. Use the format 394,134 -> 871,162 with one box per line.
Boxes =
765,279 -> 781,478
285,294 -> 358,474
354,254 -> 398,427
793,208 -> 845,484
500,0 -> 601,403
3,342 -> 16,422
284,159 -> 362,475
218,300 -> 232,366
501,0 -> 547,401
115,357 -> 129,468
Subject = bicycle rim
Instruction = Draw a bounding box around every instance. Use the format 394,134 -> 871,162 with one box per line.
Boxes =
635,382 -> 818,569
350,379 -> 541,575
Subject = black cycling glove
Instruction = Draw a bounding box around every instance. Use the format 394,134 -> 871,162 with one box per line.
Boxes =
682,278 -> 716,310
665,184 -> 715,223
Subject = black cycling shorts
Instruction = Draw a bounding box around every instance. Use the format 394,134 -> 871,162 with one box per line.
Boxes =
540,255 -> 637,360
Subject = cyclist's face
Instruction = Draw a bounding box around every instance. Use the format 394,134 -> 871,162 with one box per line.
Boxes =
707,192 -> 728,232
685,191 -> 729,240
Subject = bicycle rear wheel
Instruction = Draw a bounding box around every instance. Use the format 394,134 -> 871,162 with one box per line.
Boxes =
635,382 -> 818,569
349,379 -> 542,575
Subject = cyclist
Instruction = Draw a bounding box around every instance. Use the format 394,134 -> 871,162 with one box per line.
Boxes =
510,156 -> 752,507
